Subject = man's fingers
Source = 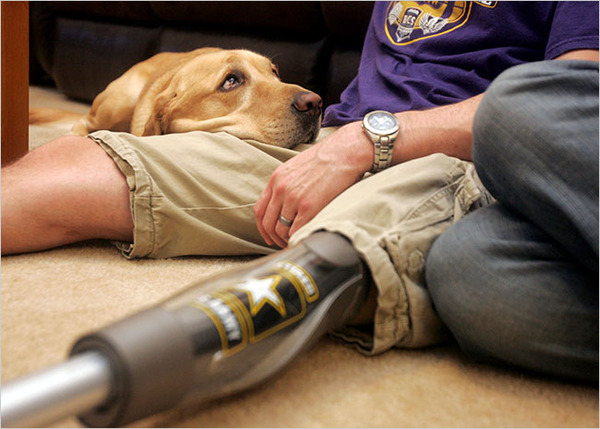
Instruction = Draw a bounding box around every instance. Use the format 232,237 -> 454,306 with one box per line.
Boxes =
274,210 -> 297,246
254,187 -> 274,245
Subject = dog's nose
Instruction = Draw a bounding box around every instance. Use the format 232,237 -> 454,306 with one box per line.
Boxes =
292,92 -> 323,115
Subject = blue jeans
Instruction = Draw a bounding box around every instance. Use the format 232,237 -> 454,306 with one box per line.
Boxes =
426,61 -> 599,383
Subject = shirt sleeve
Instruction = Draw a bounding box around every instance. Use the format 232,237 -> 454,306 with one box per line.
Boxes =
545,1 -> 599,59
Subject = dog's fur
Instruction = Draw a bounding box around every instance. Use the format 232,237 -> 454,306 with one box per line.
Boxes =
30,48 -> 322,148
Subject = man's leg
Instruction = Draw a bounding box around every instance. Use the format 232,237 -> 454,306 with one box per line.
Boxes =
426,61 -> 599,382
289,152 -> 491,353
427,205 -> 598,381
1,136 -> 133,254
2,128 -> 306,258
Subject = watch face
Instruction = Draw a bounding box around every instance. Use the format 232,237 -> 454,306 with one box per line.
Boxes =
366,111 -> 398,133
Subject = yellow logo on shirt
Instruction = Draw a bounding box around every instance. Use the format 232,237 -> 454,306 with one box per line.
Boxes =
385,1 -> 497,45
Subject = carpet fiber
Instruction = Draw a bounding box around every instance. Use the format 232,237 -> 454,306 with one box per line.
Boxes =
1,86 -> 598,428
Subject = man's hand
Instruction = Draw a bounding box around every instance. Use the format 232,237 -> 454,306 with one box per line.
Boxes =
254,93 -> 486,248
254,122 -> 372,248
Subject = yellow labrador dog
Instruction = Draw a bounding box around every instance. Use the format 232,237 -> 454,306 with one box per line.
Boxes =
31,48 -> 323,148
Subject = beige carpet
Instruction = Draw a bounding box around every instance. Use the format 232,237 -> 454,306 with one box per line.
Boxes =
1,86 -> 598,428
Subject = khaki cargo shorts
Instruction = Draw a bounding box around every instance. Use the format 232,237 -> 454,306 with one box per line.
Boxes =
89,128 -> 491,353
89,130 -> 299,258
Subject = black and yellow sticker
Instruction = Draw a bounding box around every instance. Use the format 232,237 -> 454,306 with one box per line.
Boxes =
189,260 -> 319,356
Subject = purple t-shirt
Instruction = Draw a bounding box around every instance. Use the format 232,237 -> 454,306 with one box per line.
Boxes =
323,1 -> 599,126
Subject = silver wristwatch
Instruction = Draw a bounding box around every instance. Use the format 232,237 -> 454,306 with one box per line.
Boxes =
362,110 -> 400,173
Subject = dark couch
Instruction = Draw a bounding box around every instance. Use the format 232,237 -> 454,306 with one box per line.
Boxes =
30,1 -> 374,109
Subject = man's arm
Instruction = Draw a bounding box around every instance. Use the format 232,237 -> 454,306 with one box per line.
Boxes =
254,49 -> 599,248
254,93 -> 483,248
555,49 -> 598,61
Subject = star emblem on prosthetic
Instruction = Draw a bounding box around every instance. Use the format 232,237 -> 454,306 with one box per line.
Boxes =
235,275 -> 287,317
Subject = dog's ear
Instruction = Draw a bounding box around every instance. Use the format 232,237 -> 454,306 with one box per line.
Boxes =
141,114 -> 162,136
141,91 -> 174,136
131,72 -> 177,136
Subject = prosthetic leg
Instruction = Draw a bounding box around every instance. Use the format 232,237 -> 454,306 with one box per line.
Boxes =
2,232 -> 369,428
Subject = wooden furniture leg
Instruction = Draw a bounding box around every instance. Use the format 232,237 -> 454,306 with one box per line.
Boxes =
2,1 -> 29,166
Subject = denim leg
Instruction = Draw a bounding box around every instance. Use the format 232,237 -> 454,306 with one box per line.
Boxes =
426,61 -> 599,383
427,205 -> 598,382
473,60 -> 599,271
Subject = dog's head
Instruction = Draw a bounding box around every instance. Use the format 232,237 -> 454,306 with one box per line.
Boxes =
132,49 -> 322,148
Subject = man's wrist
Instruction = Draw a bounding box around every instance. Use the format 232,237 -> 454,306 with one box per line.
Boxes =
346,121 -> 376,174
361,111 -> 401,173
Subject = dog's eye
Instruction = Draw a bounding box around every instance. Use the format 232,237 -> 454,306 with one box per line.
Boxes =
272,66 -> 280,78
221,73 -> 243,91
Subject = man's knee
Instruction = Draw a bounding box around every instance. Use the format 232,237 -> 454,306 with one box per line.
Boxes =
472,60 -> 599,201
1,135 -> 133,254
471,63 -> 544,181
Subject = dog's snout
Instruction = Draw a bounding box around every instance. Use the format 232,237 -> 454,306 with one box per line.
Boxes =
292,92 -> 323,115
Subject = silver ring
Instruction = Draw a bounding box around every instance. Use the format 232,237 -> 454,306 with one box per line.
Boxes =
278,214 -> 294,227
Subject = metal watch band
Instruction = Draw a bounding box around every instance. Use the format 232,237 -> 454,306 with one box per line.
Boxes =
371,135 -> 394,173
363,110 -> 399,174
